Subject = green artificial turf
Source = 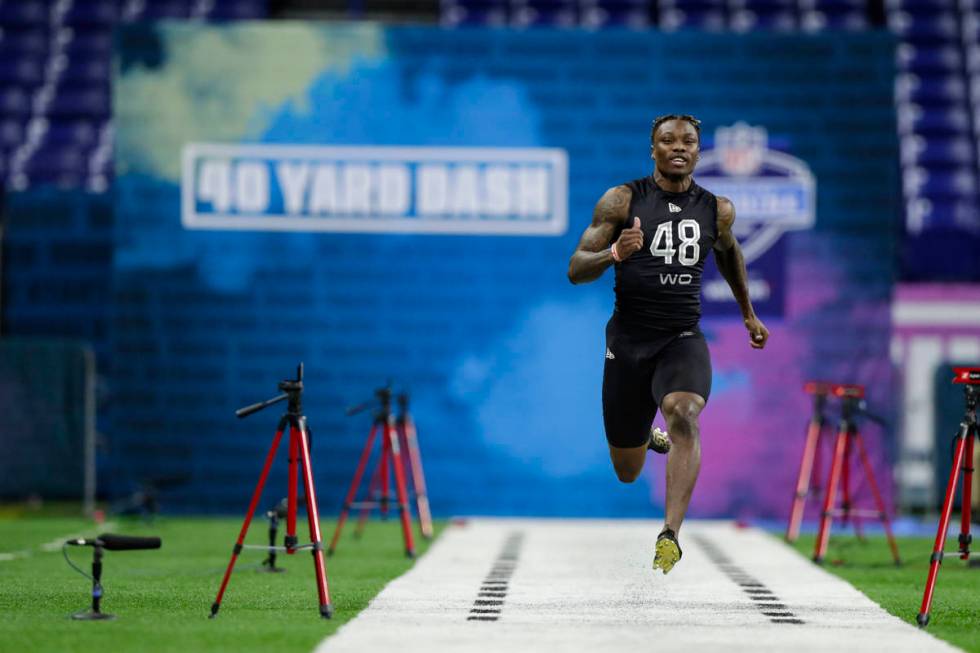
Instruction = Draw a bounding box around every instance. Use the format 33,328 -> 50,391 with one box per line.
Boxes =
0,510 -> 441,653
790,533 -> 980,653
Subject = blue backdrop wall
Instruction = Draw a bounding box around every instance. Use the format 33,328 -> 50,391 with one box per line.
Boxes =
111,24 -> 898,517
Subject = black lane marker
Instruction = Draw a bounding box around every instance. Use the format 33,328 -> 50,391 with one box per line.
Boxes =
692,534 -> 804,626
467,531 -> 524,623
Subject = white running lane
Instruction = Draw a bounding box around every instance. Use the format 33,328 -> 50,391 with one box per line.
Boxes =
315,519 -> 961,653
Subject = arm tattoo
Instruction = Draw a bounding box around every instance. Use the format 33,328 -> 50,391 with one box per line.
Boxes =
713,198 -> 755,319
567,186 -> 630,284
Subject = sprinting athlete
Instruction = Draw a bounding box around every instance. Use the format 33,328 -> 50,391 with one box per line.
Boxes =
567,114 -> 768,574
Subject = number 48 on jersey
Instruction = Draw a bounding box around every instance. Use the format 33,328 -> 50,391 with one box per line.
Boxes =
649,219 -> 701,265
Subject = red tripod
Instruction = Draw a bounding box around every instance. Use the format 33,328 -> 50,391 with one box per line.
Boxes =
210,364 -> 332,619
812,384 -> 901,566
917,368 -> 979,628
328,387 -> 416,558
786,381 -> 832,543
395,392 -> 434,540
350,393 -> 434,541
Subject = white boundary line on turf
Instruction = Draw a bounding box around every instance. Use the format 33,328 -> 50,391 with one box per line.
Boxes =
0,521 -> 118,562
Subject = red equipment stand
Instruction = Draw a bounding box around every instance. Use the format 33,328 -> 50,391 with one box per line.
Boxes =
328,387 -> 416,558
396,392 -> 434,540
210,365 -> 332,619
917,368 -> 979,628
812,384 -> 901,566
786,381 -> 832,543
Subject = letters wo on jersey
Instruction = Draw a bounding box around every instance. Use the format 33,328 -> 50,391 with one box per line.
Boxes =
181,144 -> 568,236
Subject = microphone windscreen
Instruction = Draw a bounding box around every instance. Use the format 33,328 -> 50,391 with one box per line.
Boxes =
98,533 -> 162,551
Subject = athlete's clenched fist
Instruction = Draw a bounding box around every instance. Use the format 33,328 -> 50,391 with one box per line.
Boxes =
612,217 -> 644,262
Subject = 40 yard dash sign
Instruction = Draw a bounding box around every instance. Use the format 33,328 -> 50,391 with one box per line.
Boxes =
181,144 -> 568,236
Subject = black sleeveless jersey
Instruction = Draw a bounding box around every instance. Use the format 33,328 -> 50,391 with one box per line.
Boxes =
613,176 -> 718,332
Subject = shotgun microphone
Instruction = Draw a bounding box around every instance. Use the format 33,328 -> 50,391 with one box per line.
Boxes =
67,534 -> 162,551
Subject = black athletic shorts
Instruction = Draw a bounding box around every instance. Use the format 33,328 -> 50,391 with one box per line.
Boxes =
602,315 -> 712,449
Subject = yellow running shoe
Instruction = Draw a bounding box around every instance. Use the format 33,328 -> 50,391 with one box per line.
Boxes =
648,426 -> 671,455
653,528 -> 682,574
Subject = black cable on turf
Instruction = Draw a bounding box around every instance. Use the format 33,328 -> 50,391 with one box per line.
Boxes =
62,543 -> 93,582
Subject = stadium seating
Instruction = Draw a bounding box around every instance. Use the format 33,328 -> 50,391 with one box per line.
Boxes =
0,0 -> 267,191
0,0 -> 977,240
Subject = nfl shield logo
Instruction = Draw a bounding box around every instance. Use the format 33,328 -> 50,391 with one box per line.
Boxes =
717,122 -> 767,176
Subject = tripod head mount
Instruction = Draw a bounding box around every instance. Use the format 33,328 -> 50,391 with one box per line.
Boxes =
952,368 -> 980,423
832,383 -> 888,427
804,381 -> 831,416
236,364 -> 304,419
346,383 -> 394,420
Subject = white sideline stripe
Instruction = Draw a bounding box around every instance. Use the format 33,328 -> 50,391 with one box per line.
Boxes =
315,519 -> 962,653
0,521 -> 119,561
39,521 -> 118,551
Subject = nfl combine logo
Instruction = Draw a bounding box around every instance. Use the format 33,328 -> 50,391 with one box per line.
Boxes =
698,122 -> 816,264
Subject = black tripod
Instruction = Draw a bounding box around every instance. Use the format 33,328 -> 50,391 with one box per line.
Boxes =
210,364 -> 332,619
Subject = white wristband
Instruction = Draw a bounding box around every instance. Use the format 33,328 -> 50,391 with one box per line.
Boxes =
610,242 -> 622,262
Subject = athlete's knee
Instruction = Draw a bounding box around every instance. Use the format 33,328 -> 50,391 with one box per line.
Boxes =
613,462 -> 643,483
662,395 -> 702,438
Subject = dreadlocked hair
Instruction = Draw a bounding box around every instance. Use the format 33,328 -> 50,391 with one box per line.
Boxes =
650,114 -> 702,144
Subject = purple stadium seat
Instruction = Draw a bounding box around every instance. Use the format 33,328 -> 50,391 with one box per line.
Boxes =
42,120 -> 100,148
132,1 -> 192,20
205,1 -> 267,20
0,2 -> 47,28
0,88 -> 31,119
0,59 -> 44,86
0,119 -> 24,148
61,57 -> 111,84
887,11 -> 958,42
659,8 -> 726,30
0,28 -> 49,56
660,0 -> 725,8
441,1 -> 508,27
800,10 -> 867,31
896,73 -> 968,106
799,0 -> 865,9
730,9 -> 796,31
580,3 -> 650,29
897,44 -> 961,74
24,145 -> 92,176
901,135 -> 976,167
896,102 -> 972,136
66,31 -> 114,56
885,0 -> 956,12
510,1 -> 578,28
729,0 -> 796,10
45,88 -> 110,119
904,165 -> 978,198
962,14 -> 980,44
63,2 -> 118,27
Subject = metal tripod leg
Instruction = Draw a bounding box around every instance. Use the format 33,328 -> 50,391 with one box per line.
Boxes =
918,422 -> 972,627
328,424 -> 379,555
386,418 -> 416,558
400,414 -> 434,539
814,423 -> 849,563
211,417 -> 287,618
295,417 -> 332,618
854,432 -> 900,564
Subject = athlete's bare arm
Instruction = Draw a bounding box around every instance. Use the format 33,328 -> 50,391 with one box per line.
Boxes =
713,196 -> 769,349
568,185 -> 640,284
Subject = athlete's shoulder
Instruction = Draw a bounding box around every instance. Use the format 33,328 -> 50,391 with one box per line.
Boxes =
593,184 -> 632,226
715,195 -> 735,229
